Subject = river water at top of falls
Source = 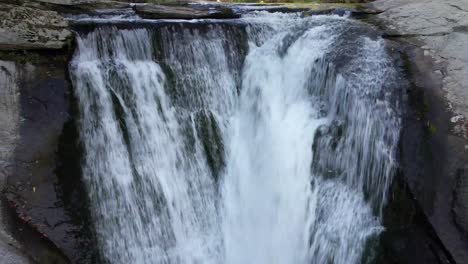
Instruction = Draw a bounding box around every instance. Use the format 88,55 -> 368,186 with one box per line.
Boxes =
70,11 -> 402,264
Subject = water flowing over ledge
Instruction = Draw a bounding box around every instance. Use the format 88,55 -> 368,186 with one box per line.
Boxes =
70,12 -> 402,264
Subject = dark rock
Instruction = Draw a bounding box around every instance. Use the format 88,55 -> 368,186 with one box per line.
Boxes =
25,0 -> 132,14
304,7 -> 348,16
400,43 -> 468,264
453,167 -> 468,235
242,5 -> 309,14
376,36 -> 468,263
134,4 -> 240,20
193,110 -> 225,181
376,174 -> 456,264
3,195 -> 70,264
0,49 -> 96,264
363,1 -> 468,260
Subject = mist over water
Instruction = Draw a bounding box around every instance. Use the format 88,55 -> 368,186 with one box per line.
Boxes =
70,12 -> 401,264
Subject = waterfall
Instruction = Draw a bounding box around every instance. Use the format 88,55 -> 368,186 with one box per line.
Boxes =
70,12 -> 401,264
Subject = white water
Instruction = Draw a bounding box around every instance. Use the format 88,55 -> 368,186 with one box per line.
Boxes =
71,12 -> 401,264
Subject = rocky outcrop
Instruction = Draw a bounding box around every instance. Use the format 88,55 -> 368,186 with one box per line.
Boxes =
135,3 -> 240,20
0,50 -> 95,263
0,1 -> 96,263
32,0 -> 110,4
1,49 -> 96,263
0,60 -> 31,264
0,4 -> 72,50
370,0 -> 468,139
366,0 -> 468,263
25,0 -> 132,14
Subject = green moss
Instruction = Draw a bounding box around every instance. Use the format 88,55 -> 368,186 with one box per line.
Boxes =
194,110 -> 225,181
0,49 -> 70,65
0,50 -> 42,64
427,121 -> 437,135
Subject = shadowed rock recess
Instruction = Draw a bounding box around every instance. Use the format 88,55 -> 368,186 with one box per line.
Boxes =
0,1 -> 467,264
0,48 -> 96,264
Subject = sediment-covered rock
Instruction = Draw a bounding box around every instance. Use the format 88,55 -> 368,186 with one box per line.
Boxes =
0,4 -> 72,50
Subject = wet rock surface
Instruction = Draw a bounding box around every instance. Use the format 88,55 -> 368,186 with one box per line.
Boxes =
453,167 -> 468,235
366,0 -> 468,263
0,1 -> 101,263
0,49 -> 96,264
377,174 -> 455,264
403,38 -> 468,264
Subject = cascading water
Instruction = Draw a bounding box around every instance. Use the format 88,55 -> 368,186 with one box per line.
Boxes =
70,11 -> 401,264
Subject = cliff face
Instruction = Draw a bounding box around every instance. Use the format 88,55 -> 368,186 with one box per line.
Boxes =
0,50 -> 97,264
367,0 -> 468,263
0,1 -> 466,263
0,2 -> 95,263
0,60 -> 31,264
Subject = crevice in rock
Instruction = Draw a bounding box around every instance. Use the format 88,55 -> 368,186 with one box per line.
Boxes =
382,31 -> 452,39
448,4 -> 468,13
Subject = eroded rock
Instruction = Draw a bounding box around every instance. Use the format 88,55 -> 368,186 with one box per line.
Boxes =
0,4 -> 72,50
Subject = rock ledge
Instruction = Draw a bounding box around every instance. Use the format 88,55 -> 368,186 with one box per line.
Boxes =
0,4 -> 72,50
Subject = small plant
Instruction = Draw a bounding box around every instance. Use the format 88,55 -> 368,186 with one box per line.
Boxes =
427,121 -> 437,135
